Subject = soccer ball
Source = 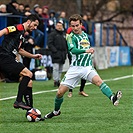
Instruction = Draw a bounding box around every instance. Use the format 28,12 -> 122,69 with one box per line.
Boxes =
26,108 -> 41,122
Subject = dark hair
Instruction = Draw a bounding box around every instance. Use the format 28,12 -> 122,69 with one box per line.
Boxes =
19,3 -> 24,6
69,14 -> 82,24
26,14 -> 40,23
24,4 -> 30,8
11,0 -> 18,4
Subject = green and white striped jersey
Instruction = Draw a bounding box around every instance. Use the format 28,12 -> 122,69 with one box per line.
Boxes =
67,31 -> 93,66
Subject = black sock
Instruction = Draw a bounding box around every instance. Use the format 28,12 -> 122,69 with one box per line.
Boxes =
69,89 -> 73,92
79,79 -> 86,92
24,87 -> 33,107
16,76 -> 30,102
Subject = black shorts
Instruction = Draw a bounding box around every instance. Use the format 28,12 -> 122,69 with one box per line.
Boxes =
0,53 -> 25,80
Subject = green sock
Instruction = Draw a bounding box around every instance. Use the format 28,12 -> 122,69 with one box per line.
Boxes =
100,82 -> 113,99
54,96 -> 64,111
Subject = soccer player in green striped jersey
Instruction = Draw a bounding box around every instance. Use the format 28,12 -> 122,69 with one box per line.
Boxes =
44,14 -> 122,119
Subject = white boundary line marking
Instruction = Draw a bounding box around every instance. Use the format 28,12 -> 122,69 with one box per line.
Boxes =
0,75 -> 132,101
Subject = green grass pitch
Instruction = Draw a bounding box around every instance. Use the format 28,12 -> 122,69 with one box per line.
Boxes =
0,66 -> 132,133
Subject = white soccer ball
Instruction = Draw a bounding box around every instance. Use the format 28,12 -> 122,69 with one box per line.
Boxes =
26,108 -> 41,122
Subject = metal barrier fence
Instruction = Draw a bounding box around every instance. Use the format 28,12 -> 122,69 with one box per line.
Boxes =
0,14 -> 128,47
94,22 -> 128,46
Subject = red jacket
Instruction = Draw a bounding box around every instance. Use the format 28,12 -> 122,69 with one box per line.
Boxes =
66,26 -> 86,34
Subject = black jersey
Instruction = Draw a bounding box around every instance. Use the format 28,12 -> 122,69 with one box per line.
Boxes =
1,24 -> 25,58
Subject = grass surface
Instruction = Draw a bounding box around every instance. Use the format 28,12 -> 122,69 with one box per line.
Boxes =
0,66 -> 133,133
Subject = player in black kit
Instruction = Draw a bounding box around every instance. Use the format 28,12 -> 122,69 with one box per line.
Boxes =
0,14 -> 42,110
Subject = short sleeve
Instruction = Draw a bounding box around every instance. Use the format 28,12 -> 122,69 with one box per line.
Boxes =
6,26 -> 16,33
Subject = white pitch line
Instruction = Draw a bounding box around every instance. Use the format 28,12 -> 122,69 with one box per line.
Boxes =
83,75 -> 133,86
0,89 -> 58,101
0,75 -> 132,101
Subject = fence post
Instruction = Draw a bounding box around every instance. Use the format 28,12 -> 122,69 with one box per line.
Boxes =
106,24 -> 109,46
19,16 -> 23,23
120,35 -> 122,46
91,22 -> 95,46
113,24 -> 116,46
43,19 -> 47,48
100,23 -> 102,46
0,16 -> 7,45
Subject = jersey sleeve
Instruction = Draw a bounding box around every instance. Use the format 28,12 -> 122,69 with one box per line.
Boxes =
6,26 -> 16,33
16,24 -> 24,31
6,24 -> 24,34
67,33 -> 85,55
71,47 -> 85,55
67,33 -> 74,51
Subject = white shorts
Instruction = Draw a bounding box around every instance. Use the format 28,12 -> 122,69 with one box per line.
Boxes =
60,66 -> 98,89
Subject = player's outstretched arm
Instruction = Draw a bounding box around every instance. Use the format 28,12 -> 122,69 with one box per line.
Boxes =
0,28 -> 8,37
18,48 -> 42,59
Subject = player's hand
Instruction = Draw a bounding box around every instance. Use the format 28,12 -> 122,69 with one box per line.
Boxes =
34,54 -> 42,59
86,48 -> 94,54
